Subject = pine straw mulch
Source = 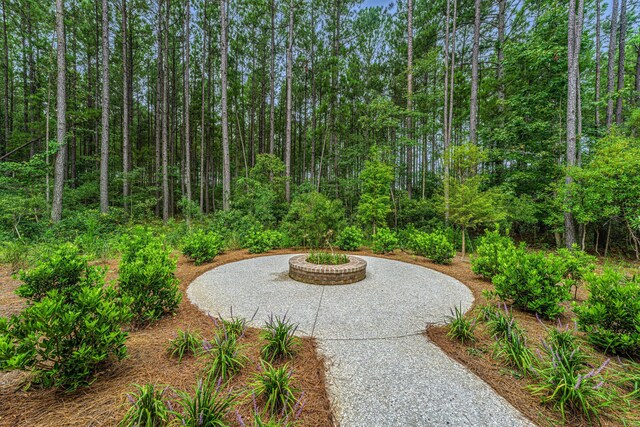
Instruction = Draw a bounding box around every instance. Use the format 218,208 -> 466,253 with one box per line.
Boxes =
0,249 -> 336,427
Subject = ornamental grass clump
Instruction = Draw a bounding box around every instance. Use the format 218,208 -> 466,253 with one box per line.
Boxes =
172,377 -> 234,427
251,362 -> 300,415
261,314 -> 300,362
203,332 -> 247,381
306,251 -> 349,265
447,305 -> 476,344
119,383 -> 171,427
167,329 -> 203,362
492,320 -> 534,376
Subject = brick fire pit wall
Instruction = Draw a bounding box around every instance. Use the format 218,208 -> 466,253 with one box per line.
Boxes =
288,254 -> 367,285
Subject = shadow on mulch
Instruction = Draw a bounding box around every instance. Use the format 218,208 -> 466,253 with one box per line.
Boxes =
0,249 -> 336,427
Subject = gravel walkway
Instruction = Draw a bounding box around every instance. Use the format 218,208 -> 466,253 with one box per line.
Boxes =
187,255 -> 534,427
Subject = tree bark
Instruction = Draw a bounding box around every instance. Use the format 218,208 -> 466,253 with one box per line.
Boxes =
184,0 -> 191,203
469,0 -> 481,145
52,0 -> 67,223
615,0 -> 627,125
100,0 -> 109,213
122,0 -> 130,210
285,0 -> 294,202
406,0 -> 413,198
605,0 -> 619,128
594,0 -> 601,130
220,0 -> 230,210
199,0 -> 208,211
162,0 -> 170,221
269,0 -> 275,155
1,0 -> 8,156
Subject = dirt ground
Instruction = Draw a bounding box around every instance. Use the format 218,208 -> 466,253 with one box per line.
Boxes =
0,249 -> 336,427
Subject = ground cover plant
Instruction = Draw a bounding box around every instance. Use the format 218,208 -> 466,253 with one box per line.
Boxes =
168,329 -> 203,362
261,314 -> 300,362
306,251 -> 349,265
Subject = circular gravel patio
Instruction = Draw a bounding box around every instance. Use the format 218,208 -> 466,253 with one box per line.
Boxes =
187,255 -> 534,427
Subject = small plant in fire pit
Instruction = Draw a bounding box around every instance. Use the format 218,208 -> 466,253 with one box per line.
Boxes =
306,251 -> 349,265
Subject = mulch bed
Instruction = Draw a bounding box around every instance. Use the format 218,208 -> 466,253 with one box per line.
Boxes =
0,249 -> 336,427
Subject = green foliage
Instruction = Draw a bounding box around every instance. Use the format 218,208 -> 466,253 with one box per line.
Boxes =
470,228 -> 516,280
120,383 -> 171,427
0,240 -> 30,273
306,251 -> 349,265
203,333 -> 247,381
357,146 -> 393,233
335,226 -> 364,251
16,243 -> 104,302
251,362 -> 299,415
370,227 -> 398,254
118,229 -> 181,325
282,191 -> 345,247
492,245 -> 570,319
447,306 -> 475,344
492,320 -> 534,375
555,245 -> 596,296
481,304 -> 517,340
172,378 -> 233,427
409,230 -> 456,264
0,285 -> 131,390
245,228 -> 285,254
574,269 -> 640,356
261,314 -> 299,362
182,229 -> 224,265
168,330 -> 203,363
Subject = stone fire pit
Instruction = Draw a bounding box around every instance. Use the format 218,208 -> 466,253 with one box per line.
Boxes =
288,254 -> 367,285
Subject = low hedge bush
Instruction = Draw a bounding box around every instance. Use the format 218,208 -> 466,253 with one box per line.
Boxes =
336,226 -> 364,251
182,229 -> 224,265
245,228 -> 285,254
470,228 -> 515,279
371,228 -> 398,254
410,230 -> 456,264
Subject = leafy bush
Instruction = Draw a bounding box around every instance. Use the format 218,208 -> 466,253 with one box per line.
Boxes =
182,229 -> 224,265
203,333 -> 247,381
447,305 -> 475,344
371,228 -> 398,254
306,251 -> 349,265
0,285 -> 131,390
470,228 -> 515,279
168,330 -> 203,362
118,230 -> 181,325
173,378 -> 233,426
120,383 -> 171,427
282,191 -> 345,247
335,226 -> 364,251
245,228 -> 285,254
410,230 -> 456,264
555,245 -> 596,296
492,245 -> 570,319
251,362 -> 299,415
574,269 -> 640,355
261,314 -> 299,362
0,240 -> 30,273
16,243 -> 104,302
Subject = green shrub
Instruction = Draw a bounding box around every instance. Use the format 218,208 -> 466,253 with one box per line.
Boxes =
182,229 -> 224,265
447,305 -> 475,344
574,269 -> 640,356
16,243 -> 104,302
251,362 -> 299,415
0,285 -> 131,390
168,330 -> 203,362
555,245 -> 596,297
261,314 -> 299,362
306,251 -> 349,265
336,226 -> 364,251
0,240 -> 30,273
281,191 -> 345,247
371,228 -> 398,254
410,230 -> 456,264
245,228 -> 285,254
120,383 -> 171,427
470,228 -> 515,279
492,246 -> 570,319
173,377 -> 233,426
118,231 -> 181,325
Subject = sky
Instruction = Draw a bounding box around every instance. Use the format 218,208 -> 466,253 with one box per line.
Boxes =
361,0 -> 393,7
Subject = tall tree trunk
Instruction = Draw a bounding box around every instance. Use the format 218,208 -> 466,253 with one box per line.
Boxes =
615,0 -> 627,125
310,4 -> 316,183
220,0 -> 230,210
184,0 -> 191,203
269,0 -> 275,155
406,0 -> 413,198
285,0 -> 294,202
52,0 -> 67,223
162,0 -> 170,221
469,0 -> 481,145
635,43 -> 640,106
155,7 -> 163,217
443,0 -> 451,221
122,0 -> 130,210
100,0 -> 110,213
594,0 -> 601,130
199,0 -> 208,211
1,0 -> 7,156
605,0 -> 619,128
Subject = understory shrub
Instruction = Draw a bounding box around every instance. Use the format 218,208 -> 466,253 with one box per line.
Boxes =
492,245 -> 569,319
371,228 -> 398,254
16,243 -> 104,301
574,269 -> 640,355
281,191 -> 345,247
118,228 -> 181,325
410,230 -> 456,264
182,229 -> 224,265
0,285 -> 131,390
470,228 -> 515,279
245,228 -> 285,254
555,246 -> 596,297
335,226 -> 364,251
